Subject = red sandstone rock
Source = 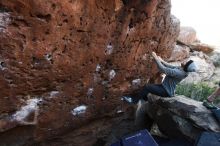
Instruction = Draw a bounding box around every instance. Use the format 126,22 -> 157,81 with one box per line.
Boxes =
0,0 -> 179,145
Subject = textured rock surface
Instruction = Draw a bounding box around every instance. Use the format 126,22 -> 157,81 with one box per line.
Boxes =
168,44 -> 190,61
209,51 -> 220,67
141,95 -> 220,141
177,26 -> 198,45
0,0 -> 179,145
180,51 -> 215,84
190,42 -> 215,54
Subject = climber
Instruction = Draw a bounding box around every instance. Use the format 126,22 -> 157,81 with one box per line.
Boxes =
203,82 -> 220,109
122,51 -> 197,104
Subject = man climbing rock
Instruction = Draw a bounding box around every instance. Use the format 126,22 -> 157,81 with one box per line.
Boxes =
122,51 -> 197,104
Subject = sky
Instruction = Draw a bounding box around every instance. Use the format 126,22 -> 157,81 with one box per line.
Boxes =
171,0 -> 220,47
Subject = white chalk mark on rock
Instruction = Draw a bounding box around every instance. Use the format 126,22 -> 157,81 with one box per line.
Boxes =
12,98 -> 42,124
126,26 -> 135,35
45,53 -> 52,62
117,110 -> 123,113
71,105 -> 87,116
87,88 -> 94,97
105,43 -> 113,55
0,12 -> 10,33
132,79 -> 141,87
142,54 -> 148,61
109,70 -> 116,81
96,64 -> 101,72
49,91 -> 59,98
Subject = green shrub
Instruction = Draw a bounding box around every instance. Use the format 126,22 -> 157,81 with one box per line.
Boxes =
176,82 -> 216,102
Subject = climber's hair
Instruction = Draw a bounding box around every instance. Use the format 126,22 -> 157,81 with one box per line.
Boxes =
183,60 -> 193,72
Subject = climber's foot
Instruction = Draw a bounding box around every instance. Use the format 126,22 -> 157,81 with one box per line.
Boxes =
203,100 -> 217,110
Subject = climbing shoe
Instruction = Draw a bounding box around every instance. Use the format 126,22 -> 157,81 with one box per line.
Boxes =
203,100 -> 217,110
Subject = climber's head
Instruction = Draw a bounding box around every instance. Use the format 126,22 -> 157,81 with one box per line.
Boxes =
181,60 -> 197,72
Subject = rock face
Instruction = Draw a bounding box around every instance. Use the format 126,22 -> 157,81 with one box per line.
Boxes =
137,95 -> 220,141
0,0 -> 179,145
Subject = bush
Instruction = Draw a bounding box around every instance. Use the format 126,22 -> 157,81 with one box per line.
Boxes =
176,82 -> 216,102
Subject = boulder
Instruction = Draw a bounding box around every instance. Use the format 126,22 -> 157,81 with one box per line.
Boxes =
190,42 -> 215,54
209,51 -> 220,67
0,0 -> 180,145
177,26 -> 198,45
206,67 -> 220,87
181,51 -> 215,84
138,95 -> 220,141
168,44 -> 190,62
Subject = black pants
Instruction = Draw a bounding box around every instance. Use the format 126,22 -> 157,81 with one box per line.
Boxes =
137,84 -> 169,101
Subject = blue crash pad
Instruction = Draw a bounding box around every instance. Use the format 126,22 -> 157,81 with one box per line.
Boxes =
195,132 -> 220,146
110,129 -> 158,146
